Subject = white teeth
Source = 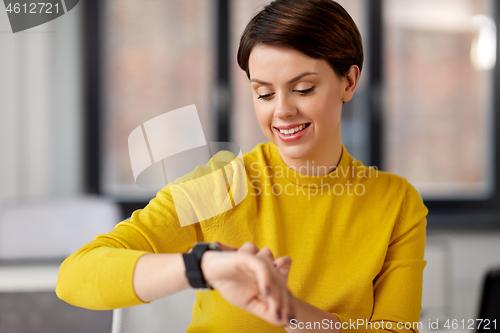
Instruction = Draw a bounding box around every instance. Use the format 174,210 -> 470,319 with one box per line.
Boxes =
278,124 -> 308,135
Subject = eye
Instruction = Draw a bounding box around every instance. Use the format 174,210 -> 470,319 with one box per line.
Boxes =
257,93 -> 274,100
294,86 -> 315,95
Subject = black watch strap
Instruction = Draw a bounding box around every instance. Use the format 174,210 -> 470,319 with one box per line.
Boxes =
183,242 -> 221,290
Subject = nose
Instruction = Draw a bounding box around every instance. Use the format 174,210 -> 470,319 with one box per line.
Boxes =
274,93 -> 297,119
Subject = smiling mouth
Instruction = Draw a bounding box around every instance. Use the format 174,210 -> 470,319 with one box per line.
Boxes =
274,123 -> 311,135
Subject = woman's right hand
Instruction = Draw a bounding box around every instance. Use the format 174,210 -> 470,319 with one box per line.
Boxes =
200,242 -> 294,327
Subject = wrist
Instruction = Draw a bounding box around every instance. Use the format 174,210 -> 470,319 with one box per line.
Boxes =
200,250 -> 218,289
183,242 -> 221,290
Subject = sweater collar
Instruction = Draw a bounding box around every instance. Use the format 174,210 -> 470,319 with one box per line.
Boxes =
267,141 -> 355,187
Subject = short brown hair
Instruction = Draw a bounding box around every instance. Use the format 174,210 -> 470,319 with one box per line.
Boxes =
237,0 -> 363,79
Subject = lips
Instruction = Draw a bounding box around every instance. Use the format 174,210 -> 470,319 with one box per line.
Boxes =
274,123 -> 310,134
274,123 -> 311,142
274,122 -> 310,130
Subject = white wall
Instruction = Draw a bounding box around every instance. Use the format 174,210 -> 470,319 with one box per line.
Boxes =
422,230 -> 500,332
0,3 -> 83,201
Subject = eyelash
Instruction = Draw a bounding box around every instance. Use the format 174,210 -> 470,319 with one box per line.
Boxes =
297,86 -> 315,95
257,86 -> 315,100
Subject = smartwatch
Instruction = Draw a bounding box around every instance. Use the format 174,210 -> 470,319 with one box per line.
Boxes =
183,242 -> 221,290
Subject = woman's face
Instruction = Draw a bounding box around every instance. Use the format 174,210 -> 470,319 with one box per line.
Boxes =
248,43 -> 358,166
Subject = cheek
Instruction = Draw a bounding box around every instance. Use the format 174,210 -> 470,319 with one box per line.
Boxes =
304,96 -> 341,127
254,105 -> 271,129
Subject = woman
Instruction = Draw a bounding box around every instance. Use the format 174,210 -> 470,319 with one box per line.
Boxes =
56,0 -> 428,332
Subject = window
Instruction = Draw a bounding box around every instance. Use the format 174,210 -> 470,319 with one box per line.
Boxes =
384,0 -> 496,200
100,0 -> 215,200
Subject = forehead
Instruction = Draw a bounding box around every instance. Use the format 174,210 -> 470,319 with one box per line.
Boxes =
248,43 -> 326,80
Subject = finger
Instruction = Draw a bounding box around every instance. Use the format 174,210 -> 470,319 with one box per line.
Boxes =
244,255 -> 275,302
272,274 -> 295,327
238,241 -> 260,254
281,289 -> 296,327
273,256 -> 291,269
242,255 -> 286,326
261,266 -> 285,326
268,270 -> 294,327
271,273 -> 287,326
273,256 -> 292,279
256,247 -> 275,264
266,266 -> 294,326
214,242 -> 237,252
268,283 -> 282,326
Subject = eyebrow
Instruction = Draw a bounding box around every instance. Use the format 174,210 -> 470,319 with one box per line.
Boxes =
249,72 -> 317,85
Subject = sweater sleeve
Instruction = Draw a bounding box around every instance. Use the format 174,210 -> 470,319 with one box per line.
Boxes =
55,151 -> 239,310
335,181 -> 428,333
55,184 -> 203,310
55,150 -> 240,310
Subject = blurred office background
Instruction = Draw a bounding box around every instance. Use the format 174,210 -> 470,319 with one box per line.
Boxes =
0,0 -> 499,332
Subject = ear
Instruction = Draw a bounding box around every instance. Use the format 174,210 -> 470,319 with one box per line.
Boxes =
341,65 -> 360,103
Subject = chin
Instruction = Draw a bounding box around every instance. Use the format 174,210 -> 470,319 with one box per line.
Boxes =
277,143 -> 312,160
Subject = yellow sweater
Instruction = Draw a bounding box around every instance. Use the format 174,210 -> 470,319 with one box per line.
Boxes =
56,142 -> 428,333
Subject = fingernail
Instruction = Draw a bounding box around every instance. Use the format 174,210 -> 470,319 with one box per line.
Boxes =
266,287 -> 270,296
277,310 -> 281,321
